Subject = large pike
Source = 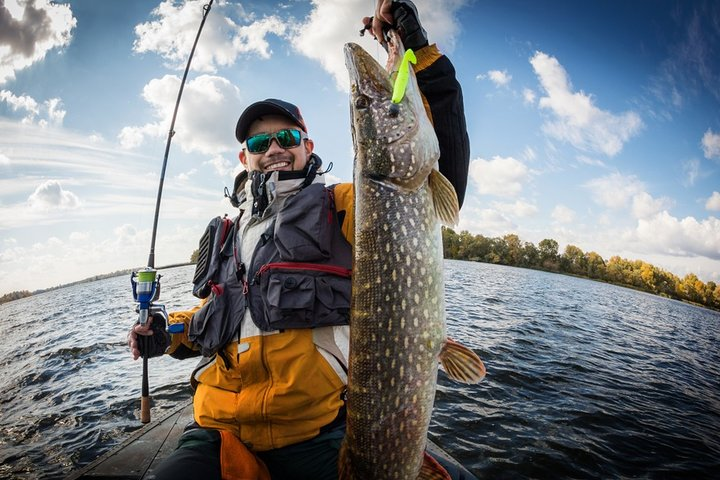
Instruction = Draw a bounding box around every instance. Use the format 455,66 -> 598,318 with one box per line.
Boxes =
340,32 -> 486,480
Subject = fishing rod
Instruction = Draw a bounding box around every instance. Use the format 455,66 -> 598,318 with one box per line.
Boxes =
131,0 -> 214,424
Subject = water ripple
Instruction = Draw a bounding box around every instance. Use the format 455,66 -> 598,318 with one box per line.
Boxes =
1,262 -> 719,478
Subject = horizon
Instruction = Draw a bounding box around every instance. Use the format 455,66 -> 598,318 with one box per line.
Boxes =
1,0 -> 719,296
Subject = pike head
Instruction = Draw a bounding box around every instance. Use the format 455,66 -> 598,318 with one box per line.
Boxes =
344,31 -> 439,192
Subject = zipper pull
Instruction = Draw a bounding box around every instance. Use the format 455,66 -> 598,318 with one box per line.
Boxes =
236,262 -> 246,282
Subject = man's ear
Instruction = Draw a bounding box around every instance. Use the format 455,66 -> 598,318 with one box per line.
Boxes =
304,138 -> 314,156
239,150 -> 248,169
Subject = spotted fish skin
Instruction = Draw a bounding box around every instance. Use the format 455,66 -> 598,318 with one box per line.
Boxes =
340,33 -> 455,480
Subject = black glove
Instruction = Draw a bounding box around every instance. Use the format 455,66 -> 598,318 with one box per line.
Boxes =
137,305 -> 171,359
391,0 -> 428,51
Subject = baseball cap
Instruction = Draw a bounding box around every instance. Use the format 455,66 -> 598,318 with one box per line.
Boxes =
235,98 -> 307,143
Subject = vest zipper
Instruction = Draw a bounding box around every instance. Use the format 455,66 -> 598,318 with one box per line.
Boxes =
256,262 -> 352,280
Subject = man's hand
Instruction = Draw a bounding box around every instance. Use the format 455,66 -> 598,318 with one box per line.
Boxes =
128,316 -> 155,360
362,1 -> 429,51
364,0 -> 394,44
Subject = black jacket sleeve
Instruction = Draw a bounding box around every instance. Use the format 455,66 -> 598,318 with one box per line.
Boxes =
416,51 -> 471,208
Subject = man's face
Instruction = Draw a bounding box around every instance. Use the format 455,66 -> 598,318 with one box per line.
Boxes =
239,114 -> 314,173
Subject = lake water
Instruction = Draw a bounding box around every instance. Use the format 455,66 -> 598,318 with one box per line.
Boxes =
0,261 -> 718,479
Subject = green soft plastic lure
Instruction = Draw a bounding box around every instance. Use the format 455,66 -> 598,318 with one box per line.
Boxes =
391,48 -> 416,104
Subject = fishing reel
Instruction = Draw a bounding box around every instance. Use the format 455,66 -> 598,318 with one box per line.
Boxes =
131,267 -> 173,358
131,267 -> 162,326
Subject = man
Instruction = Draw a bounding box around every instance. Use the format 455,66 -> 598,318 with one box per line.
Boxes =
128,1 -> 471,478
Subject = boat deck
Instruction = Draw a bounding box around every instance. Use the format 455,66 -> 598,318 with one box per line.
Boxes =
65,400 -> 474,479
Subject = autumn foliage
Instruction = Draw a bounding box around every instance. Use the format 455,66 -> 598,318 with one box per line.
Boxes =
442,228 -> 720,311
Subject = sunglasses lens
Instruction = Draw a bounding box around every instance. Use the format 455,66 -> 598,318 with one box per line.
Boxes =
246,129 -> 303,153
246,133 -> 270,153
276,129 -> 301,148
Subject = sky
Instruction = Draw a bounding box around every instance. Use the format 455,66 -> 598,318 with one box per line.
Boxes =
1,0 -> 719,296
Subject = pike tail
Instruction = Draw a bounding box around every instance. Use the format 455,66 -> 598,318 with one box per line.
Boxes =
419,451 -> 452,480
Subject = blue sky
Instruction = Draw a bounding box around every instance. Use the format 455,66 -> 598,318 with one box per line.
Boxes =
1,0 -> 719,295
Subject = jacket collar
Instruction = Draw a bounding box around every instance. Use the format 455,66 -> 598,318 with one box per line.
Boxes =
239,169 -> 325,221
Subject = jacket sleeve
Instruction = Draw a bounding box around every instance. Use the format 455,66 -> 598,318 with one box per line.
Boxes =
413,44 -> 471,208
332,182 -> 354,245
166,304 -> 203,359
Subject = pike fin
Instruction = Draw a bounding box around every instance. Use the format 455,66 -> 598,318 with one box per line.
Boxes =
439,338 -> 486,384
338,443 -> 351,480
417,451 -> 452,480
428,169 -> 460,226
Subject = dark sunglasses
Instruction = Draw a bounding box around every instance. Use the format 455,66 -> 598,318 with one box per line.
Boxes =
245,128 -> 307,154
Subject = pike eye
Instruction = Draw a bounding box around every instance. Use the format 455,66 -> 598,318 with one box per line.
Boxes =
355,95 -> 370,109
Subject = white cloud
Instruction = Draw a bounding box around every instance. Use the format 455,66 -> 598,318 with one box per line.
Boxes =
206,154 -> 236,178
175,168 -> 197,183
522,146 -> 536,162
118,125 -> 148,149
706,191 -> 720,211
230,16 -> 288,59
323,172 -> 345,185
114,223 -> 139,243
118,74 -> 241,155
552,204 -> 575,224
530,51 -> 643,156
635,212 -> 720,260
576,155 -> 607,168
27,179 -> 80,210
69,231 -> 89,241
681,158 -> 700,187
486,69 -> 511,88
631,191 -> 672,219
701,129 -> 720,160
0,89 -> 66,126
469,155 -> 530,197
0,0 -> 76,85
584,172 -> 644,209
132,1 -> 287,72
43,97 -> 66,126
0,152 -> 10,165
458,206 -> 515,236
0,220 -> 208,293
522,88 -> 536,105
293,0 -> 465,91
492,199 -> 538,218
0,89 -> 38,115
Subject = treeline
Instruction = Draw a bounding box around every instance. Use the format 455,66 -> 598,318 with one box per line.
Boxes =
442,228 -> 720,311
0,290 -> 32,305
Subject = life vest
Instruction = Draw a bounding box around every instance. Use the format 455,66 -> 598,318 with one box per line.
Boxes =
186,170 -> 353,451
188,182 -> 352,353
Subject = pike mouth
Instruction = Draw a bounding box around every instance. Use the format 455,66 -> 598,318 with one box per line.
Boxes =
344,42 -> 392,97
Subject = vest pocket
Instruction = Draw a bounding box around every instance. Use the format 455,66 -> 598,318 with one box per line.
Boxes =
274,185 -> 334,261
189,278 -> 245,356
255,263 -> 351,331
315,276 -> 351,326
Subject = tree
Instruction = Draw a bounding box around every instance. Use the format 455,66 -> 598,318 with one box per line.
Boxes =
0,290 -> 33,305
585,251 -> 606,280
521,241 -> 539,268
538,238 -> 559,271
605,256 -> 624,284
561,244 -> 586,275
436,229 -> 718,311
442,227 -> 460,258
503,234 -> 522,266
